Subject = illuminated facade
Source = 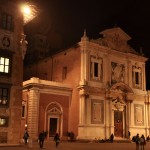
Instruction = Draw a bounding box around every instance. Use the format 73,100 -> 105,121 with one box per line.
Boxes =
0,1 -> 24,145
23,27 -> 150,140
0,0 -> 39,145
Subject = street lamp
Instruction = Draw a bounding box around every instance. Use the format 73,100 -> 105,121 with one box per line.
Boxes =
21,4 -> 31,15
20,2 -> 40,25
25,123 -> 28,130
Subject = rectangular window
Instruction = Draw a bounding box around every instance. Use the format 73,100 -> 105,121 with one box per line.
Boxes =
0,117 -> 8,127
90,56 -> 103,81
0,57 -> 10,74
135,72 -> 139,84
132,65 -> 142,89
94,62 -> 98,77
1,13 -> 13,31
0,86 -> 10,107
22,105 -> 25,118
62,66 -> 67,80
0,132 -> 7,143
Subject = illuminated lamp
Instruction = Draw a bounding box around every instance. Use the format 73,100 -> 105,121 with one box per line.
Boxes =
20,2 -> 40,25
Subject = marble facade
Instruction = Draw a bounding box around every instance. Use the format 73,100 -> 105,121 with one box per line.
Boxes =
23,27 -> 150,140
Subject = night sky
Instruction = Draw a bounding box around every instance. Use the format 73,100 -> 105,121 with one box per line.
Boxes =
25,0 -> 150,89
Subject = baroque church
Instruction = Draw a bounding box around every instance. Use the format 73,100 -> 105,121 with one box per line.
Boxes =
22,27 -> 150,141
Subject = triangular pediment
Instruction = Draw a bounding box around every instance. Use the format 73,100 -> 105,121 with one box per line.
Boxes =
49,107 -> 62,114
92,27 -> 137,54
100,27 -> 131,41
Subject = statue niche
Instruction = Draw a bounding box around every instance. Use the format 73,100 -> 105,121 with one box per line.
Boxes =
111,62 -> 125,84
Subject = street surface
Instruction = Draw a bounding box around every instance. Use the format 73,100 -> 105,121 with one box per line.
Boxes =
0,140 -> 150,150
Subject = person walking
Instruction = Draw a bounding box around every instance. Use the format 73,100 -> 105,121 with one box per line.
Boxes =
39,131 -> 45,148
135,133 -> 140,150
54,133 -> 60,147
110,133 -> 114,143
140,134 -> 146,150
128,131 -> 131,140
23,130 -> 29,145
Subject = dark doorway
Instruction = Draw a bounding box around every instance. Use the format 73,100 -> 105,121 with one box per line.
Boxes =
49,118 -> 57,137
114,111 -> 123,137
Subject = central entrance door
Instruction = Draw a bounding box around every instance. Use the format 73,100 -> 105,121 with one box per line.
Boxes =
114,111 -> 123,137
49,118 -> 57,137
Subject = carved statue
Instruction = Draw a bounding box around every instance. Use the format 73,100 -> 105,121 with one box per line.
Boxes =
20,34 -> 28,59
111,63 -> 125,83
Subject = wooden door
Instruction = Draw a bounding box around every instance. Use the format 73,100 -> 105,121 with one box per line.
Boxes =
49,118 -> 57,137
114,111 -> 123,137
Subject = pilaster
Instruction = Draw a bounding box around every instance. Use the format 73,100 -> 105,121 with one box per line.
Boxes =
142,63 -> 146,91
80,30 -> 89,83
27,87 -> 39,140
79,88 -> 88,125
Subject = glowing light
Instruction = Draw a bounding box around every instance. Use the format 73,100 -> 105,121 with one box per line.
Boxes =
20,3 -> 40,25
21,5 -> 31,15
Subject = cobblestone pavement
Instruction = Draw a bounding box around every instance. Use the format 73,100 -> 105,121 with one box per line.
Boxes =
0,141 -> 150,150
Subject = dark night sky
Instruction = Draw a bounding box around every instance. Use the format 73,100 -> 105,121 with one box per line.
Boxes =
25,0 -> 150,89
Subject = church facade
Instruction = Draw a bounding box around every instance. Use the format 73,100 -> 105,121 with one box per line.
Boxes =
23,27 -> 150,140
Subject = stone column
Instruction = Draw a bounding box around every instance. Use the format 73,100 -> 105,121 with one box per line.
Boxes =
126,93 -> 133,136
80,32 -> 89,82
147,94 -> 150,136
27,87 -> 39,140
127,61 -> 132,87
145,102 -> 148,137
105,90 -> 111,138
79,89 -> 88,125
105,97 -> 110,139
109,99 -> 113,135
142,63 -> 146,91
127,101 -> 130,124
148,102 -> 150,136
80,48 -> 88,84
144,95 -> 149,137
126,101 -> 130,136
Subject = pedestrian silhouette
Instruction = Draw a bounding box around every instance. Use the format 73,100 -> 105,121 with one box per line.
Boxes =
110,133 -> 114,143
39,131 -> 45,148
140,134 -> 146,150
54,133 -> 60,147
135,133 -> 140,150
23,130 -> 29,145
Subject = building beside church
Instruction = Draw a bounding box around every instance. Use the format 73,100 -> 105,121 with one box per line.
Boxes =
0,1 -> 24,145
23,27 -> 150,140
0,0 -> 39,145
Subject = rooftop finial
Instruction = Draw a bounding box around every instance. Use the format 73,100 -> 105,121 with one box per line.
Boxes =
81,29 -> 89,41
83,29 -> 87,37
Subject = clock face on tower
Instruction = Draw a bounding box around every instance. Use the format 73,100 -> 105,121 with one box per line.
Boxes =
2,36 -> 10,48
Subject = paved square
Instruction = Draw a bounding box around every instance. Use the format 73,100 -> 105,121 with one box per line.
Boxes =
0,141 -> 150,150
